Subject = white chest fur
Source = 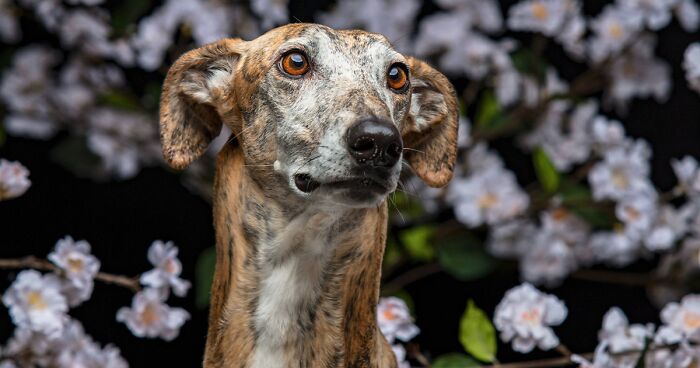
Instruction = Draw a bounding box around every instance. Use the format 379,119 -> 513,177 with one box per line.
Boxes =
250,211 -> 340,368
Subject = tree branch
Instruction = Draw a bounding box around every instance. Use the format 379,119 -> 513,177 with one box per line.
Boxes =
0,256 -> 141,292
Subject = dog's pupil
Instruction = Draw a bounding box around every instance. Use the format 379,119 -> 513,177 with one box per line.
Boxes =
389,67 -> 399,80
291,54 -> 304,68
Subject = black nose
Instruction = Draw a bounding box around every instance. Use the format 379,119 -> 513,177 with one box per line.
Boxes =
346,119 -> 402,168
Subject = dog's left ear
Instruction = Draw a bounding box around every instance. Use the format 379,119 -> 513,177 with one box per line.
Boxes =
402,57 -> 459,188
159,39 -> 243,170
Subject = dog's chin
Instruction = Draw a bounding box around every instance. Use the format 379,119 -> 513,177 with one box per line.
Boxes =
293,174 -> 394,208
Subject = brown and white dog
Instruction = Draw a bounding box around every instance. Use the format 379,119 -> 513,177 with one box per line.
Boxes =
159,23 -> 458,368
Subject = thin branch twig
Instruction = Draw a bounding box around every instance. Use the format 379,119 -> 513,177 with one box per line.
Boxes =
479,353 -> 592,368
0,256 -> 141,292
382,263 -> 442,294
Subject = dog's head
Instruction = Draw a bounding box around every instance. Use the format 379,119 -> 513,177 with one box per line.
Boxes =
160,24 -> 458,208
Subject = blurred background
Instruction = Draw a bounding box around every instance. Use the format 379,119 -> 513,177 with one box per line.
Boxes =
1,0 -> 699,366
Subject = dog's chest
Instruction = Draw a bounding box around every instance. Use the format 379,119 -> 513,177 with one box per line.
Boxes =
249,213 -> 340,368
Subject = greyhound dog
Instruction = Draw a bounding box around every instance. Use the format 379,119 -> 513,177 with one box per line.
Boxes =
159,23 -> 458,368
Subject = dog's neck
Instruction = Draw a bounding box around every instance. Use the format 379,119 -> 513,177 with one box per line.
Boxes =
204,143 -> 396,368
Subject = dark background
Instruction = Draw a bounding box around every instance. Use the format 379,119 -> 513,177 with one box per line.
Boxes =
1,0 -> 699,366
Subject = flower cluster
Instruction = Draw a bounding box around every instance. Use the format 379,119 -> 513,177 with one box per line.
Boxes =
0,159 -> 30,201
494,283 -> 567,353
377,297 -> 420,368
117,241 -> 190,341
493,284 -> 700,367
0,237 -> 191,366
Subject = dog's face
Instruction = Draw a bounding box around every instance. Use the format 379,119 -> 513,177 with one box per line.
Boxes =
160,24 -> 458,208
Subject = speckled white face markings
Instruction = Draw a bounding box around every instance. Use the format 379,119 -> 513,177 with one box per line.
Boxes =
262,27 -> 411,206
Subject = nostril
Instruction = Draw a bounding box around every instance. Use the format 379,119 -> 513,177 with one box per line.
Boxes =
386,143 -> 402,159
351,137 -> 376,156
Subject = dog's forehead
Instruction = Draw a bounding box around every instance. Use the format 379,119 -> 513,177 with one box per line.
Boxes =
259,24 -> 402,66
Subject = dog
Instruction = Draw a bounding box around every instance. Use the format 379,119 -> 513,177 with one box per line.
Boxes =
159,23 -> 458,368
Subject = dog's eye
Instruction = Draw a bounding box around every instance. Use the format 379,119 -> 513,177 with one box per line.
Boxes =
280,51 -> 310,76
387,64 -> 409,92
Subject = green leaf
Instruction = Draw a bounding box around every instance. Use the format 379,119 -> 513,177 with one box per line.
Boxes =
111,0 -> 152,35
433,353 -> 480,368
98,90 -> 143,111
559,181 -> 593,205
437,237 -> 495,281
511,48 -> 546,81
50,136 -> 104,179
459,300 -> 497,363
475,90 -> 502,129
383,237 -> 402,272
570,205 -> 616,229
195,246 -> 216,309
0,123 -> 5,148
399,225 -> 435,262
533,147 -> 560,193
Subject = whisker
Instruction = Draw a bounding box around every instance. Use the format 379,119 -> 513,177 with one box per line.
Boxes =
403,148 -> 425,154
388,193 -> 406,223
293,155 -> 322,176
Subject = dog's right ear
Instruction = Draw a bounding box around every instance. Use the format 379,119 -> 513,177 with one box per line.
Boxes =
160,39 -> 243,170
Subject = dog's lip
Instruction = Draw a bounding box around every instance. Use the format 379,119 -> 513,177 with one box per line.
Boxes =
294,174 -> 388,194
322,177 -> 388,192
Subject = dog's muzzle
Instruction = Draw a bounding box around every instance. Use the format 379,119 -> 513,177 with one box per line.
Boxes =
293,118 -> 402,200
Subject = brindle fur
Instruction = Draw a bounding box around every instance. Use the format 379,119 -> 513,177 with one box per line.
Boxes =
159,24 -> 458,368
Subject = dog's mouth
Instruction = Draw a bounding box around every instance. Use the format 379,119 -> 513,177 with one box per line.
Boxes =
293,174 -> 388,195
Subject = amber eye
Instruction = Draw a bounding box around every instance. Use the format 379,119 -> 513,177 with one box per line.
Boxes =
280,51 -> 310,76
387,64 -> 408,91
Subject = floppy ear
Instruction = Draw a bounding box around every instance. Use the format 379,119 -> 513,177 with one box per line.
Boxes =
402,57 -> 459,188
159,39 -> 243,169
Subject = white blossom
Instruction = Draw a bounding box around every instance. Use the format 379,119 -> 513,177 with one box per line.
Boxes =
0,159 -> 31,201
53,320 -> 128,368
590,116 -> 627,154
377,297 -> 420,344
0,46 -> 60,139
487,219 -> 537,259
657,294 -> 700,344
317,0 -> 420,53
616,194 -> 658,240
577,307 -> 654,368
48,236 -> 101,307
599,307 -> 653,354
684,43 -> 700,94
87,108 -> 161,179
0,0 -> 20,43
587,229 -> 642,267
132,0 -> 233,70
435,0 -> 503,33
618,0 -> 678,30
117,287 -> 190,341
3,319 -> 127,367
507,0 -> 585,55
2,270 -> 68,337
140,240 -> 191,298
674,0 -> 700,32
645,205 -> 692,251
520,208 -> 590,286
391,343 -> 410,368
494,283 -> 567,353
449,166 -> 529,227
588,5 -> 643,63
588,140 -> 654,201
523,100 -> 597,171
605,35 -> 671,113
251,0 -> 288,29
